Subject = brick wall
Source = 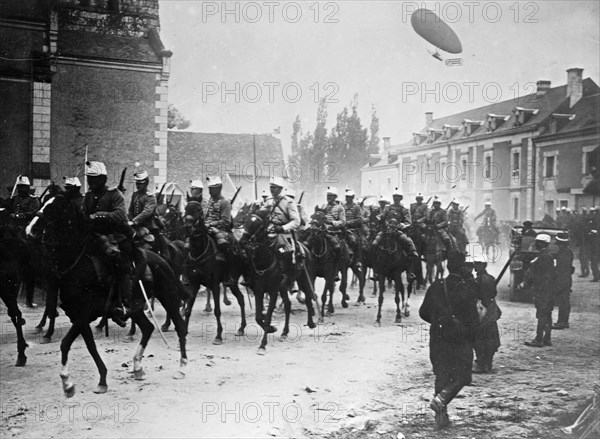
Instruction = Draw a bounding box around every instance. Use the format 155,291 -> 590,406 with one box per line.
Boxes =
51,63 -> 157,191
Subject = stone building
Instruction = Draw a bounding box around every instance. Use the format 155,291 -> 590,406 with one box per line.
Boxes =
361,67 -> 599,221
0,0 -> 171,193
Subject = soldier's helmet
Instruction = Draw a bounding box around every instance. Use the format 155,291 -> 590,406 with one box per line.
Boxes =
134,170 -> 149,182
326,186 -> 338,197
85,161 -> 107,176
15,175 -> 31,186
63,176 -> 81,187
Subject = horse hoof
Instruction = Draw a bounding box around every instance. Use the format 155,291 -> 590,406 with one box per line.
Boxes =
395,317 -> 402,324
34,326 -> 43,334
134,368 -> 146,380
223,298 -> 232,306
235,329 -> 245,336
343,294 -> 350,301
307,321 -> 316,329
371,293 -> 377,298
318,317 -> 325,324
358,295 -> 366,303
161,324 -> 170,332
404,310 -> 410,317
374,321 -> 381,327
279,335 -> 288,341
123,335 -> 135,343
64,385 -> 76,398
41,336 -> 51,344
297,297 -> 306,305
267,325 -> 277,334
341,301 -> 348,309
212,338 -> 223,345
15,356 -> 27,367
203,306 -> 212,313
173,370 -> 185,380
257,348 -> 267,356
93,385 -> 108,394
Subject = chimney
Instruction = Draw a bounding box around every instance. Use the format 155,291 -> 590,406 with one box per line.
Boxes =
566,68 -> 583,108
536,80 -> 551,97
425,112 -> 433,126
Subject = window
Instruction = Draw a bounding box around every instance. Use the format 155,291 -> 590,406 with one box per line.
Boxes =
559,200 -> 569,209
485,155 -> 492,179
513,197 -> 519,220
583,148 -> 599,175
545,155 -> 556,178
545,200 -> 554,215
461,159 -> 467,181
512,151 -> 520,178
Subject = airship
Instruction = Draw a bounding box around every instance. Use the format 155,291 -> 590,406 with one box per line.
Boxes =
410,8 -> 462,62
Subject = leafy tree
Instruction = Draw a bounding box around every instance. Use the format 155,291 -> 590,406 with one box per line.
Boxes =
368,105 -> 380,155
167,104 -> 191,130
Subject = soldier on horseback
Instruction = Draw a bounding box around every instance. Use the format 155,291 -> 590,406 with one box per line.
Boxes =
475,200 -> 500,243
447,199 -> 469,253
8,175 -> 40,308
188,179 -> 205,205
203,176 -> 233,263
265,176 -> 300,288
410,193 -> 429,227
373,188 -> 419,257
320,186 -> 346,255
426,196 -> 457,257
128,170 -> 165,255
83,161 -> 140,318
63,177 -> 83,209
343,188 -> 366,261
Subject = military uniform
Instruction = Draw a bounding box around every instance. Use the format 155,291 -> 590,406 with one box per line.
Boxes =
524,246 -> 555,345
585,211 -> 599,281
204,194 -> 233,254
129,191 -> 158,229
427,206 -> 456,254
410,202 -> 429,225
10,194 -> 40,229
447,207 -> 468,253
553,241 -> 574,328
475,206 -> 500,238
574,212 -> 589,277
373,203 -> 418,258
472,268 -> 501,373
419,271 -> 478,425
343,200 -> 367,259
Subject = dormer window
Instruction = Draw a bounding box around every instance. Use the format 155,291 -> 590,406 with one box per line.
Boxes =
513,107 -> 539,127
461,119 -> 484,136
549,113 -> 576,134
486,114 -> 510,132
443,124 -> 461,140
427,129 -> 443,143
413,133 -> 427,146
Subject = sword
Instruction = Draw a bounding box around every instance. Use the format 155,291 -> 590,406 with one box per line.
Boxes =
135,271 -> 169,348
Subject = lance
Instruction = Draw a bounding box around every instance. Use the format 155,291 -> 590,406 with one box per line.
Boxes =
117,167 -> 128,194
462,206 -> 470,213
230,185 -> 242,205
156,182 -> 168,204
168,188 -> 176,205
425,196 -> 432,205
298,191 -> 305,205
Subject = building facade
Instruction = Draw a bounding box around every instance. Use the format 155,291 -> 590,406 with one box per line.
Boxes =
0,0 -> 171,194
361,68 -> 599,221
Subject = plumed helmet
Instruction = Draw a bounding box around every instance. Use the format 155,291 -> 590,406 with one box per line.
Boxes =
63,176 -> 81,187
206,176 -> 222,187
134,170 -> 149,181
85,161 -> 107,177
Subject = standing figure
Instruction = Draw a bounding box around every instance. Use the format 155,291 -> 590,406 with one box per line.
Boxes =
419,254 -> 478,428
585,207 -> 599,282
471,255 -> 501,373
523,234 -> 555,347
552,232 -> 574,330
576,207 -> 589,277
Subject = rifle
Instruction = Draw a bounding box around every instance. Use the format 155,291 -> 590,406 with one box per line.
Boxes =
117,167 -> 127,194
425,196 -> 432,205
168,189 -> 176,205
298,191 -> 305,205
230,186 -> 242,205
462,206 -> 469,213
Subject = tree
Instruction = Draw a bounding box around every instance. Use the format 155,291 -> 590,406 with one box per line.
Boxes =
167,104 -> 191,130
368,105 -> 380,155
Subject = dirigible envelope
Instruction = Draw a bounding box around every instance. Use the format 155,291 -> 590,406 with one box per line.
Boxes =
411,8 -> 463,54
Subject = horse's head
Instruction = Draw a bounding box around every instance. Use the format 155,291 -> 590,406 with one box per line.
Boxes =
184,201 -> 204,231
239,207 -> 270,245
26,195 -> 79,240
310,210 -> 327,230
233,202 -> 252,228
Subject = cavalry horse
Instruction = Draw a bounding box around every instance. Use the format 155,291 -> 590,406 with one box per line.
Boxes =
405,223 -> 426,290
0,207 -> 28,366
370,224 -> 414,325
239,208 -> 319,354
339,227 -> 367,305
181,200 -> 247,344
303,211 -> 347,316
26,195 -> 189,396
477,216 -> 500,262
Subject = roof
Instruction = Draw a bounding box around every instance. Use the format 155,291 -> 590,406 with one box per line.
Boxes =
547,92 -> 600,135
400,78 -> 599,148
167,131 -> 284,178
57,29 -> 162,64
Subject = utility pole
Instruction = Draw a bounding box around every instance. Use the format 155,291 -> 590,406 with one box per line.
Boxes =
253,133 -> 257,200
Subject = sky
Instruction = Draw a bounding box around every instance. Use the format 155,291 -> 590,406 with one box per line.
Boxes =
158,1 -> 600,156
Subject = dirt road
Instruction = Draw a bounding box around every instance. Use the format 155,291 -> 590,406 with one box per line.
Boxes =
1,262 -> 599,438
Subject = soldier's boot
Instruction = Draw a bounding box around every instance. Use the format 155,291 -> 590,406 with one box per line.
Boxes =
485,355 -> 495,373
472,358 -> 486,374
430,394 -> 450,428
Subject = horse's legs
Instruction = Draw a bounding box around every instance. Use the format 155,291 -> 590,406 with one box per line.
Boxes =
437,262 -> 444,280
339,267 -> 349,308
352,263 -> 366,304
79,324 -> 108,393
40,276 -> 59,342
375,275 -> 385,325
204,286 -> 212,313
297,271 -> 316,328
326,275 -> 336,316
3,292 -> 28,366
280,289 -> 292,339
320,282 -> 328,317
211,283 -> 224,345
60,324 -> 82,397
131,313 -> 154,380
184,282 -> 199,331
404,274 -> 412,317
228,283 -> 247,336
394,274 -> 404,324
157,289 -> 188,379
258,291 -> 278,355
222,285 -> 232,306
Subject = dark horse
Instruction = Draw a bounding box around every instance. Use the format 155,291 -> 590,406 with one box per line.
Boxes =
239,208 -> 319,354
477,216 -> 500,262
370,227 -> 414,325
182,201 -> 247,344
27,195 -> 189,396
0,207 -> 28,366
303,211 -> 347,316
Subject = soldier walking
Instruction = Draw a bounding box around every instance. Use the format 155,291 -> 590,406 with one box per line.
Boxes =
419,254 -> 478,428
